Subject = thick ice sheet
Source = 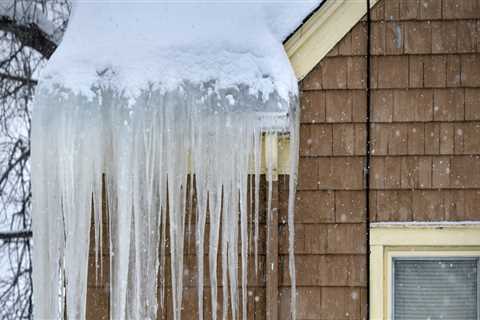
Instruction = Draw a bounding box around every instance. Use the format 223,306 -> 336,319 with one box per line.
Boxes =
32,85 -> 299,320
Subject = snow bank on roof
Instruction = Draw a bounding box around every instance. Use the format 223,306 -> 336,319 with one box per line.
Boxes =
41,1 -> 321,103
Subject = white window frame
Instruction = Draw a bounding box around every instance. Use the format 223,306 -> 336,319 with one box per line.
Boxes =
370,222 -> 480,320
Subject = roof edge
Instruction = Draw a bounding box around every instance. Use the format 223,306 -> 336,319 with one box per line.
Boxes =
285,0 -> 379,81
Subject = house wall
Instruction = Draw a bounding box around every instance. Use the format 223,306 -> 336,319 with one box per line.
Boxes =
286,10 -> 369,320
85,0 -> 480,319
288,0 -> 480,318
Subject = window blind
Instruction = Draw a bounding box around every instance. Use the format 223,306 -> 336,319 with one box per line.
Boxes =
393,258 -> 479,320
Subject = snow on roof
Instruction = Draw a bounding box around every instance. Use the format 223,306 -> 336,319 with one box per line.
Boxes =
40,1 -> 321,103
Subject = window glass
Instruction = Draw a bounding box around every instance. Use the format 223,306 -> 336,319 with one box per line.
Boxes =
393,258 -> 479,320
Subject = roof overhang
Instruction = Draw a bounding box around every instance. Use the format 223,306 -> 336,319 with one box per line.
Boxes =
267,0 -> 381,177
285,0 -> 379,80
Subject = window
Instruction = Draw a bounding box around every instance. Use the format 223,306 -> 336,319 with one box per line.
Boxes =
370,222 -> 480,320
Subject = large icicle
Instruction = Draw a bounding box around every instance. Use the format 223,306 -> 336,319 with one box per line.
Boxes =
33,83 -> 298,319
31,1 -> 313,319
287,105 -> 300,320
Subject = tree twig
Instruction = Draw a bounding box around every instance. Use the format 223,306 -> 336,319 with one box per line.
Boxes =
0,230 -> 32,240
0,72 -> 37,85
0,16 -> 57,58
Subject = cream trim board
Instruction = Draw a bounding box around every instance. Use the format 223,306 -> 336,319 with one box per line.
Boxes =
370,245 -> 385,319
370,224 -> 480,246
371,221 -> 480,228
260,134 -> 290,177
370,225 -> 480,320
285,0 -> 380,80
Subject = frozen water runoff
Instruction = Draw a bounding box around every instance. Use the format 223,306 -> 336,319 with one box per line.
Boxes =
31,1 -> 319,319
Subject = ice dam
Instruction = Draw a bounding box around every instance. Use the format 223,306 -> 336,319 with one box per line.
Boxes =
31,1 -> 319,319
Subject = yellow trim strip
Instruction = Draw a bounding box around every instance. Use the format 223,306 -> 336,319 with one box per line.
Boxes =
250,134 -> 290,176
370,224 -> 480,246
264,133 -> 279,181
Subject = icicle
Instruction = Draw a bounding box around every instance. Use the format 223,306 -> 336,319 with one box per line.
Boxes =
159,203 -> 167,314
165,90 -> 189,320
221,177 -> 230,320
239,131 -> 250,320
32,92 -> 64,319
158,103 -> 168,316
227,181 -> 239,320
208,185 -> 222,320
194,125 -> 208,320
253,129 -> 262,276
287,101 -> 300,320
32,83 -> 299,320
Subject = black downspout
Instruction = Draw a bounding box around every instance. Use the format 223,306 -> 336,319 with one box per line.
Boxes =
365,0 -> 372,319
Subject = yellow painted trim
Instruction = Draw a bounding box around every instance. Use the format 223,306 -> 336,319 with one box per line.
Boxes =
369,224 -> 480,320
250,134 -> 290,175
265,133 -> 279,181
285,0 -> 380,80
370,223 -> 480,246
370,245 -> 384,319
276,135 -> 290,175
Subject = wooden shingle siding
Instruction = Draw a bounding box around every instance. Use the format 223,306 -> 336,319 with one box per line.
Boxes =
291,0 -> 480,318
367,0 -> 480,225
291,9 -> 370,320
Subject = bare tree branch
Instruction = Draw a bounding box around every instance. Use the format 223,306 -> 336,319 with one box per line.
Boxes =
0,72 -> 38,85
0,230 -> 32,241
0,16 -> 57,58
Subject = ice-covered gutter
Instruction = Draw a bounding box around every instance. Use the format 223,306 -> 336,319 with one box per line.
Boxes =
31,2 -> 320,320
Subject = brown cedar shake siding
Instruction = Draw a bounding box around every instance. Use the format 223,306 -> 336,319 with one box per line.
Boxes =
85,0 -> 480,318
